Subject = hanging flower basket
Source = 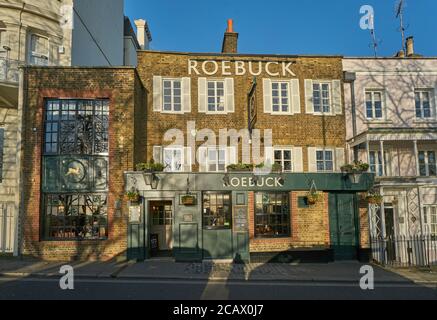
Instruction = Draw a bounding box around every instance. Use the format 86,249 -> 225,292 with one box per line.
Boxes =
125,190 -> 140,203
366,194 -> 383,205
306,192 -> 322,205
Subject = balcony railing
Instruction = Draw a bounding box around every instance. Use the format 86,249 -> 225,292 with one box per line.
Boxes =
0,57 -> 21,85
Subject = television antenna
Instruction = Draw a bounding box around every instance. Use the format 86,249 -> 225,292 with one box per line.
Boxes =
395,0 -> 407,54
368,13 -> 379,57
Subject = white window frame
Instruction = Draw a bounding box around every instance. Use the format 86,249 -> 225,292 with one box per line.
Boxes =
415,89 -> 433,119
206,146 -> 227,172
162,78 -> 183,114
207,80 -> 226,114
271,81 -> 290,114
273,147 -> 293,172
365,90 -> 384,120
28,33 -> 49,66
163,147 -> 184,173
316,148 -> 334,172
423,205 -> 437,236
418,150 -> 437,177
312,81 -> 332,114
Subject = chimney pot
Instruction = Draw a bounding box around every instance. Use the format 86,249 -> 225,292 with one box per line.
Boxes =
227,19 -> 234,33
222,19 -> 238,54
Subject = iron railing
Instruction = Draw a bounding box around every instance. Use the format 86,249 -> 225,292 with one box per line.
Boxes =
0,57 -> 21,84
371,235 -> 437,268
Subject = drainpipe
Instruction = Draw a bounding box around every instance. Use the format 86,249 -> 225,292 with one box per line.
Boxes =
344,71 -> 358,161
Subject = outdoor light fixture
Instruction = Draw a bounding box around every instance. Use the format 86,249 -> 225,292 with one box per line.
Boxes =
150,173 -> 159,190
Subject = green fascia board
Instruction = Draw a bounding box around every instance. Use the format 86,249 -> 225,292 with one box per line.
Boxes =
126,172 -> 375,192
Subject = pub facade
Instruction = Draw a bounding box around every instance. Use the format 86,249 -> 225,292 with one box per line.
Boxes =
19,22 -> 374,262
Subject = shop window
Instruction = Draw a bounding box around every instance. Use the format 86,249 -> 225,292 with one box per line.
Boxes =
255,192 -> 290,238
207,80 -> 225,113
313,82 -> 331,113
415,90 -> 432,119
418,151 -> 436,177
316,149 -> 334,172
202,192 -> 232,230
365,90 -> 383,119
271,81 -> 290,113
43,194 -> 108,240
162,79 -> 182,112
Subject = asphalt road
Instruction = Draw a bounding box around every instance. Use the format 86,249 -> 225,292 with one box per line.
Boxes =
0,277 -> 436,300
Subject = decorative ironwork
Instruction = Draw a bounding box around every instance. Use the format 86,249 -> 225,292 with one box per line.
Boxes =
406,188 -> 421,235
42,99 -> 109,240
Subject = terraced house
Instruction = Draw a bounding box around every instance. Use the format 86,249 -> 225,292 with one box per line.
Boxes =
344,38 -> 437,265
19,21 -> 373,262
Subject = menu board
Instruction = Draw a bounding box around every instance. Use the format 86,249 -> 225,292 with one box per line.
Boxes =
233,206 -> 248,233
129,205 -> 141,224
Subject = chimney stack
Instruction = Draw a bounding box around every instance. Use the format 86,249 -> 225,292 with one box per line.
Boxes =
406,36 -> 414,57
222,19 -> 238,54
134,19 -> 152,50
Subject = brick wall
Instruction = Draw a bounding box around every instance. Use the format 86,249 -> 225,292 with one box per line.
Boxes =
248,191 -> 330,253
136,52 -> 346,171
21,67 -> 144,261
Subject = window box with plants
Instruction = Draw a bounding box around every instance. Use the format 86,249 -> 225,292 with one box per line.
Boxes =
340,161 -> 370,183
255,162 -> 283,173
136,161 -> 165,185
226,163 -> 254,172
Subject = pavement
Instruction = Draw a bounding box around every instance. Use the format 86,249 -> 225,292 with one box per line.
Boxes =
1,256 -> 436,284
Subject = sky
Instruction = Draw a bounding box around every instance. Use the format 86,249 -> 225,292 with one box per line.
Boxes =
125,0 -> 437,57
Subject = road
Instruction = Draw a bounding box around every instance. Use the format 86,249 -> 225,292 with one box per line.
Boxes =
0,277 -> 436,300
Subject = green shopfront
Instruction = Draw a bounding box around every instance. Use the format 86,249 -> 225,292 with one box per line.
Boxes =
125,172 -> 374,263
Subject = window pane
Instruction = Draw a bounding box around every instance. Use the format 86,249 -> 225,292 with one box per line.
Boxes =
203,193 -> 232,230
255,193 -> 290,238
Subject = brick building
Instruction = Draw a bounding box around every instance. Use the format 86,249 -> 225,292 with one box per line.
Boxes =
20,21 -> 374,262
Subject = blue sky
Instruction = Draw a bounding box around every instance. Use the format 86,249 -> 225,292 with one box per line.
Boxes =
125,0 -> 437,57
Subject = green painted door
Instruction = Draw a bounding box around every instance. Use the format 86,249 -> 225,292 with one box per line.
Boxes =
329,193 -> 358,260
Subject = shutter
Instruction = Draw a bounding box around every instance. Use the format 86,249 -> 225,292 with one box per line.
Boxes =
198,77 -> 207,113
153,146 -> 162,164
225,78 -> 235,113
293,147 -> 303,172
227,146 -> 237,165
290,79 -> 301,114
332,80 -> 342,115
263,79 -> 272,114
198,147 -> 208,172
305,79 -> 314,114
307,147 -> 317,172
153,76 -> 162,112
335,148 -> 345,172
183,147 -> 192,172
264,146 -> 274,165
182,77 -> 191,113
